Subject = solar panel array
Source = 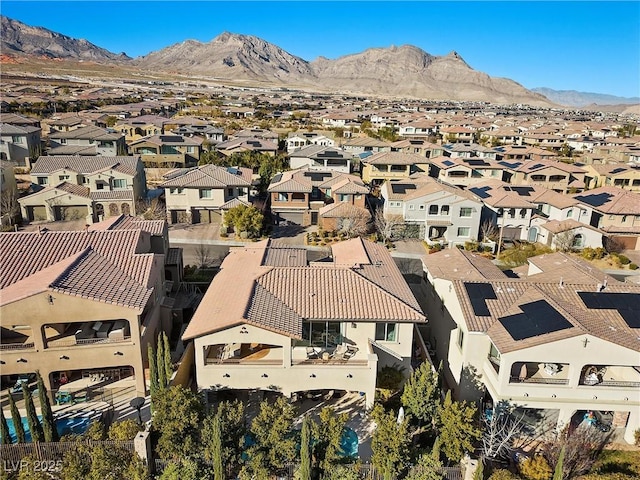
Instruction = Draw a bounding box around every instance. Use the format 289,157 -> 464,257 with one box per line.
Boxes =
499,300 -> 572,340
464,282 -> 497,317
577,292 -> 640,328
303,172 -> 332,182
390,183 -> 417,194
468,186 -> 492,199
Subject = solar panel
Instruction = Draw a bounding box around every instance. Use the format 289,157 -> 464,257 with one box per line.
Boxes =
530,163 -> 545,170
510,187 -> 534,197
469,186 -> 492,199
443,160 -> 454,166
159,135 -> 184,143
464,283 -> 497,317
499,300 -> 572,340
498,161 -> 520,169
304,172 -> 332,182
466,159 -> 488,166
577,292 -> 640,328
610,168 -> 626,174
390,183 -> 417,194
271,173 -> 283,184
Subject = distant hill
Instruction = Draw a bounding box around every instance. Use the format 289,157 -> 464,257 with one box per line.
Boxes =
0,16 -> 130,62
1,16 -> 552,106
531,87 -> 640,107
137,33 -> 553,106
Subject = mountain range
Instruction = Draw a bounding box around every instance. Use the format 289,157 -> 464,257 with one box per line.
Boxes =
1,15 -> 622,108
530,87 -> 640,108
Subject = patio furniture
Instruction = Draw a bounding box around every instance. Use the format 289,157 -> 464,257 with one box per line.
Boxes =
306,347 -> 319,359
332,344 -> 348,360
73,390 -> 90,403
344,345 -> 359,360
544,363 -> 560,376
56,391 -> 73,405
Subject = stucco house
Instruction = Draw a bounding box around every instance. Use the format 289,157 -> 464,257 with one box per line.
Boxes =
361,151 -> 430,185
21,156 -> 147,223
421,249 -> 639,444
289,145 -> 352,173
48,125 -> 127,157
0,219 -> 175,399
182,238 -> 427,407
160,165 -> 253,225
380,174 -> 483,247
0,123 -> 42,166
268,167 -> 369,226
129,134 -> 202,168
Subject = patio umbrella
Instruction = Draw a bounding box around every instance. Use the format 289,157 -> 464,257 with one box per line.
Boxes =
397,406 -> 405,424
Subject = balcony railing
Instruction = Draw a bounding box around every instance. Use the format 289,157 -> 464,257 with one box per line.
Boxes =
510,376 -> 569,385
0,342 -> 35,351
579,379 -> 640,388
46,336 -> 131,348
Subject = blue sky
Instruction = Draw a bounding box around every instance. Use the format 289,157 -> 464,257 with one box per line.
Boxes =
2,1 -> 639,97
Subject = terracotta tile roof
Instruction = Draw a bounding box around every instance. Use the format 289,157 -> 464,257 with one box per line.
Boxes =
573,187 -> 640,215
30,156 -> 140,177
91,215 -> 166,237
220,197 -> 250,210
166,247 -> 182,265
182,238 -> 425,341
318,202 -> 370,219
0,229 -> 158,310
263,247 -> 308,267
426,250 -> 639,353
363,151 -> 427,165
0,229 -> 145,289
49,248 -> 152,309
90,190 -> 134,201
268,168 -> 366,194
161,164 -> 252,188
422,248 -> 507,282
56,181 -> 91,198
331,177 -> 369,194
540,219 -> 600,234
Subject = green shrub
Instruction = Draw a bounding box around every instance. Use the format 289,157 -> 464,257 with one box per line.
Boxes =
464,241 -> 479,251
629,263 -> 638,270
635,428 -> 640,446
377,364 -> 405,391
219,231 -> 228,238
618,255 -> 631,265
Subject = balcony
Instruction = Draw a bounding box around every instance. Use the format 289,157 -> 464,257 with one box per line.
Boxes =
204,343 -> 283,366
291,345 -> 367,366
0,341 -> 35,351
44,321 -> 131,348
579,365 -> 640,388
0,327 -> 35,351
509,362 -> 570,385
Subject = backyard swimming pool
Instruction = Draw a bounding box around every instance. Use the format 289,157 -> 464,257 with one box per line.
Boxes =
4,414 -> 94,442
339,427 -> 359,458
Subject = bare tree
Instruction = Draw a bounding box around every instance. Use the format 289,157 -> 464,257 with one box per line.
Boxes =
336,212 -> 371,238
539,423 -> 610,480
0,188 -> 19,227
482,406 -> 526,460
373,208 -> 404,243
136,197 -> 167,220
553,229 -> 576,252
194,243 -> 213,268
480,220 -> 499,242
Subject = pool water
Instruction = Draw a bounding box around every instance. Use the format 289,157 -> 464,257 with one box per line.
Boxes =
4,415 -> 94,442
339,427 -> 358,458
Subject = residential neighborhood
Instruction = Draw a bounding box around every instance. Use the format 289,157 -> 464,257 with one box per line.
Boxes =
1,50 -> 640,480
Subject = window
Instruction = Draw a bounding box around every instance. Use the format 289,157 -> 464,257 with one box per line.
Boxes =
572,234 -> 584,248
59,175 -> 70,181
228,188 -> 234,197
459,207 -> 472,217
441,205 -> 450,215
419,205 -> 425,210
58,138 -> 67,145
186,146 -> 195,153
11,136 -> 23,144
200,189 -> 212,199
37,177 -> 48,186
325,188 -> 331,197
429,205 -> 438,215
311,187 -> 320,200
457,227 -> 470,237
82,177 -> 90,184
457,329 -> 465,349
375,323 -> 397,342
278,193 -> 288,201
408,204 -> 414,210
339,194 -> 349,202
389,201 -> 401,208
302,321 -> 342,348
508,208 -> 516,218
519,209 -> 527,219
113,179 -> 126,189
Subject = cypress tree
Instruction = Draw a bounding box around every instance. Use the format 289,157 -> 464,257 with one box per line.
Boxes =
473,456 -> 484,480
22,384 -> 43,442
8,394 -> 25,443
148,343 -> 159,399
36,371 -> 59,442
298,416 -> 312,480
431,436 -> 441,461
212,413 -> 224,480
553,446 -> 565,480
162,332 -> 173,387
0,406 -> 11,444
156,333 -> 167,390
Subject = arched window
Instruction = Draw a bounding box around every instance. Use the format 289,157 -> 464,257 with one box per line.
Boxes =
572,233 -> 584,248
528,227 -> 538,243
109,203 -> 119,216
121,203 -> 130,215
95,203 -> 105,217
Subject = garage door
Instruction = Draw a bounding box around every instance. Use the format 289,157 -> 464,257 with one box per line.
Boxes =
611,236 -> 638,250
278,212 -> 304,225
28,205 -> 47,221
